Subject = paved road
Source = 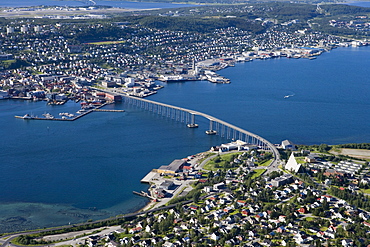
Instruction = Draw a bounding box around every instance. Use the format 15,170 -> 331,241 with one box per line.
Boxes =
0,199 -> 193,247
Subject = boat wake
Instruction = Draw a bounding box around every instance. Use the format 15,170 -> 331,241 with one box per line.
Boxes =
284,93 -> 295,99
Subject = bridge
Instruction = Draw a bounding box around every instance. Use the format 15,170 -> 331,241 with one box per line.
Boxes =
111,92 -> 281,163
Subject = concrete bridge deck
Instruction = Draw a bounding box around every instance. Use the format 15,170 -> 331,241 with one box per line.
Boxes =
97,89 -> 280,164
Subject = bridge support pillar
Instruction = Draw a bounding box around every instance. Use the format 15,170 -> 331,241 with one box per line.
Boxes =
206,120 -> 217,135
187,113 -> 198,128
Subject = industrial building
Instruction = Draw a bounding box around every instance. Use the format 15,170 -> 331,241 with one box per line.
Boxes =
157,159 -> 187,174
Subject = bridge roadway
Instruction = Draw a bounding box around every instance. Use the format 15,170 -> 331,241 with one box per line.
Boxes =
105,91 -> 281,164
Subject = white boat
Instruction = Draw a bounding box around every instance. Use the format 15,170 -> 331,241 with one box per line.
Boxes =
42,113 -> 54,119
77,109 -> 87,114
22,114 -> 33,119
284,94 -> 294,99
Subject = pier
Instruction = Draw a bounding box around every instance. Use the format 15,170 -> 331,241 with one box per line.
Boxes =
15,109 -> 94,121
133,191 -> 155,200
15,104 -> 124,121
92,109 -> 125,112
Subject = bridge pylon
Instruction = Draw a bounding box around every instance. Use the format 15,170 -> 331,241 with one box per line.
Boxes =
187,113 -> 198,128
206,120 -> 217,135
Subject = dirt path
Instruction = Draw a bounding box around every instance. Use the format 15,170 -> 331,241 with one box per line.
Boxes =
330,148 -> 370,160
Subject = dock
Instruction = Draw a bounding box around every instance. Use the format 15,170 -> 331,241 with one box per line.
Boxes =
15,109 -> 94,121
92,109 -> 125,112
141,171 -> 158,183
133,191 -> 155,199
15,104 -> 124,121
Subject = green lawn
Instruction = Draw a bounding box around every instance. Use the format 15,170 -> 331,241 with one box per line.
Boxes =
320,226 -> 328,231
295,157 -> 306,164
115,233 -> 133,239
202,152 -> 243,171
360,188 -> 370,194
259,159 -> 273,167
251,169 -> 266,179
202,162 -> 218,171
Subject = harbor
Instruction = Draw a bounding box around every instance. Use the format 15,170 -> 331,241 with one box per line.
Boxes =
14,103 -> 125,121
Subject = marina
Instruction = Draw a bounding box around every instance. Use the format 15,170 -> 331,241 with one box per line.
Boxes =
14,104 -> 124,121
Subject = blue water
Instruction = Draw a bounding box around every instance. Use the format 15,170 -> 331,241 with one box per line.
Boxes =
0,46 -> 369,232
0,100 -> 225,232
151,46 -> 370,145
347,1 -> 370,7
0,0 -> 195,9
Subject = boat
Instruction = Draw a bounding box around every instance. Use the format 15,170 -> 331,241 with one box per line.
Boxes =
82,104 -> 95,109
91,101 -> 103,106
42,113 -> 54,119
284,94 -> 294,99
158,75 -> 185,82
77,109 -> 87,114
21,114 -> 33,119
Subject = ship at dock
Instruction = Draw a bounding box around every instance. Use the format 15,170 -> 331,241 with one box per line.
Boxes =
204,70 -> 230,84
158,75 -> 199,82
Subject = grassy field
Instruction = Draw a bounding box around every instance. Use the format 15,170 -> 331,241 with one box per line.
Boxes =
251,169 -> 266,179
202,152 -> 243,171
305,216 -> 314,221
258,159 -> 273,167
360,188 -> 370,194
295,157 -> 306,164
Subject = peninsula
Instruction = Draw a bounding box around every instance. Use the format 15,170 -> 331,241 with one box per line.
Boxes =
1,143 -> 370,247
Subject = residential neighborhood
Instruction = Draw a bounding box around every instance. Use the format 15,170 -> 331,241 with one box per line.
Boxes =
6,144 -> 370,247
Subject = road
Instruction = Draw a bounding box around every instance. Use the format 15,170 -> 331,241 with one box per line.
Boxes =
0,200 -> 193,247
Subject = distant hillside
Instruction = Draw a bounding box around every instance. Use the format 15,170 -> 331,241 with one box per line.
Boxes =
123,0 -> 341,4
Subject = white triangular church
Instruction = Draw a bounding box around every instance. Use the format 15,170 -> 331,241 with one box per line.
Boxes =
285,153 -> 303,173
